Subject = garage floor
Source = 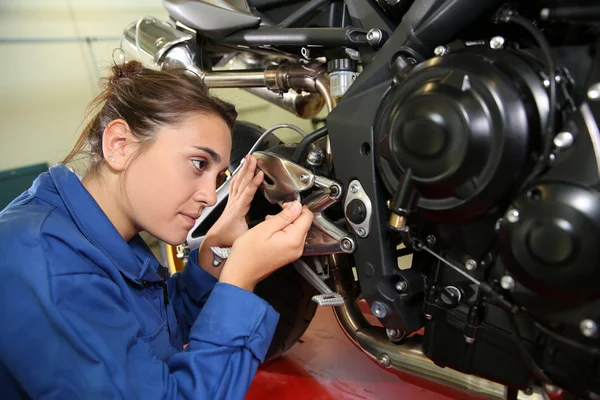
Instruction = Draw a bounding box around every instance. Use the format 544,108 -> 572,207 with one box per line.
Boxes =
247,305 -> 454,400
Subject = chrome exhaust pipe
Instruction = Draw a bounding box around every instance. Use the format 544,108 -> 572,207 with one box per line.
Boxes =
333,299 -> 546,400
120,16 -> 326,118
328,258 -> 543,400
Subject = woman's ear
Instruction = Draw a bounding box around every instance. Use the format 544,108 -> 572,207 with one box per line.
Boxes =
102,119 -> 138,171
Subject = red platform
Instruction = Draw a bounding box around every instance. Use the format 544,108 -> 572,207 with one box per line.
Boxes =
247,306 -> 454,400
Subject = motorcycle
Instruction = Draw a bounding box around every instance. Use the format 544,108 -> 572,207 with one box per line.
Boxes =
119,1 -> 600,399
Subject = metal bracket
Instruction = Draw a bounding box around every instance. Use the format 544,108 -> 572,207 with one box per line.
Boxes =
254,151 -> 356,256
344,179 -> 373,238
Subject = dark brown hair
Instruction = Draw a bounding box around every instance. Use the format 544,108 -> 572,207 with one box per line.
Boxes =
62,60 -> 237,173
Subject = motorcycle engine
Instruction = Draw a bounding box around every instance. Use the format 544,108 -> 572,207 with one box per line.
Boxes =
378,44 -> 600,396
328,11 -> 600,396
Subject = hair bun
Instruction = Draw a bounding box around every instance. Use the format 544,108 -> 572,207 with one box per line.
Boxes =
109,60 -> 144,86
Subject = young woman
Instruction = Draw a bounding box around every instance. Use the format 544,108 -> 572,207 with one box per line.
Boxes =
0,60 -> 313,399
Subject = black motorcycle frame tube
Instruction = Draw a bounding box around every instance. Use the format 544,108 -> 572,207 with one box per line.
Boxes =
326,0 -> 504,331
220,26 -> 373,48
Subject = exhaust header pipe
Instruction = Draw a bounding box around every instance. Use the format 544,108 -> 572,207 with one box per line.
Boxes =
120,16 -> 326,118
328,260 -> 544,400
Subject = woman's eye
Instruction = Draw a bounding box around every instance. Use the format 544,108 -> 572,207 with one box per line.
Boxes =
191,159 -> 208,172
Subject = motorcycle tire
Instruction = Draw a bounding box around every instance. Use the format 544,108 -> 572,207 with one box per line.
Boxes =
231,120 -> 318,361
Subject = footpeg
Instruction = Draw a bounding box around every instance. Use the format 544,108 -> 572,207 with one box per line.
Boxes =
293,259 -> 345,307
210,246 -> 231,267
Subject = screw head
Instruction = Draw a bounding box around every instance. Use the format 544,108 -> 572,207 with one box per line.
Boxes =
465,259 -> 477,271
500,275 -> 515,290
490,36 -> 505,49
588,82 -> 600,101
426,235 -> 436,246
358,227 -> 367,237
580,319 -> 600,338
377,353 -> 391,367
341,238 -> 354,252
371,301 -> 387,318
553,131 -> 574,149
396,281 -> 408,292
434,46 -> 449,56
386,329 -> 405,343
299,173 -> 310,183
506,209 -> 520,223
350,183 -> 359,193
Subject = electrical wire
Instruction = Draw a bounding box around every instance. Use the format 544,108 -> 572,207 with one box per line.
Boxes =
496,10 -> 557,191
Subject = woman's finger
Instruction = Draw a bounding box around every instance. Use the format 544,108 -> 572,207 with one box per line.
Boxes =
230,155 -> 248,196
237,155 -> 257,192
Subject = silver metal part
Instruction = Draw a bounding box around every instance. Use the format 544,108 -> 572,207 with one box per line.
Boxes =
588,83 -> 600,101
384,0 -> 403,6
333,294 -> 544,399
580,319 -> 600,338
396,281 -> 408,292
254,151 -> 355,256
506,209 -> 520,223
306,145 -> 325,167
254,151 -> 314,204
371,301 -> 387,318
489,36 -> 505,49
465,336 -> 476,344
121,16 -> 194,68
121,17 -> 330,119
445,286 -> 462,302
386,329 -> 406,343
210,246 -> 231,267
465,259 -> 478,271
344,179 -> 373,238
426,235 -> 436,246
329,70 -> 358,98
434,45 -> 449,56
377,353 -> 392,367
553,131 -> 574,149
366,28 -> 383,46
293,259 -> 344,306
501,275 -> 516,290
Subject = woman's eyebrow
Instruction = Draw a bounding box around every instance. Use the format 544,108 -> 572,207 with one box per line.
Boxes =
192,146 -> 221,163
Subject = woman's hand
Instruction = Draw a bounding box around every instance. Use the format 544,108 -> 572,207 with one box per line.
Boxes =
198,155 -> 263,276
219,201 -> 313,292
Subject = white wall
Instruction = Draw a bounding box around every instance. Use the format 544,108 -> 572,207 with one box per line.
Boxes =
0,0 -> 319,172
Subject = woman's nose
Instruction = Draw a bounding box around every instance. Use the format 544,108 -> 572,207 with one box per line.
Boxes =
193,181 -> 217,207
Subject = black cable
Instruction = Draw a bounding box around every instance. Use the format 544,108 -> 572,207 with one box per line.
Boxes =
496,10 -> 557,191
535,322 -> 600,356
507,312 -> 552,384
291,126 -> 328,163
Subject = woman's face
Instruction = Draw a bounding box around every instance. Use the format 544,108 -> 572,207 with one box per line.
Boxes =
122,112 -> 232,245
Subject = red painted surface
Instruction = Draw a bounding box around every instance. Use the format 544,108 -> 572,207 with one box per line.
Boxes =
247,306 -> 455,400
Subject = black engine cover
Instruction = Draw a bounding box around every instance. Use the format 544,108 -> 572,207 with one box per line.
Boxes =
376,47 -> 549,224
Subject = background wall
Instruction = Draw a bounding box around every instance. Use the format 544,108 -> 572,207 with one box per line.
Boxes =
0,0 -> 319,172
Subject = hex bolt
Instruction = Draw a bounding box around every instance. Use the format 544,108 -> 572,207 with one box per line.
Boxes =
580,319 -> 600,338
501,275 -> 516,290
371,301 -> 387,318
377,353 -> 391,367
506,209 -> 520,223
465,259 -> 477,271
489,36 -> 505,49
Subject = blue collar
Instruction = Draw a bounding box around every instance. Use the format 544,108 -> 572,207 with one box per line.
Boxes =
47,164 -> 166,284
